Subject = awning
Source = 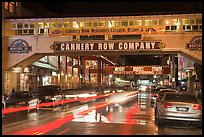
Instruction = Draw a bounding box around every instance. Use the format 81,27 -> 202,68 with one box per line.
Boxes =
32,62 -> 58,71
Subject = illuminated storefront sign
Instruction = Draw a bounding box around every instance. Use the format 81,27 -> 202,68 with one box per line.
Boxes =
51,41 -> 162,51
8,39 -> 32,53
186,36 -> 202,51
49,26 -> 166,36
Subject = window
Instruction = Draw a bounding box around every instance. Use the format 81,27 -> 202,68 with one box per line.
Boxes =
64,22 -> 69,28
80,22 -> 85,27
159,20 -> 164,26
98,21 -> 105,27
116,21 -> 120,26
172,19 -> 179,25
192,25 -> 198,31
165,26 -> 170,31
152,20 -> 157,25
30,23 -> 35,28
182,19 -> 188,25
73,21 -> 79,28
9,2 -> 14,13
93,22 -> 98,27
85,60 -> 98,69
121,20 -> 128,26
17,23 -> 23,28
10,23 -> 17,29
129,21 -> 134,26
145,20 -> 151,26
190,19 -> 195,24
135,20 -> 142,26
90,73 -> 98,83
171,26 -> 177,30
108,21 -> 115,27
24,24 -> 29,28
85,21 -> 92,27
4,2 -> 9,10
196,18 -> 202,24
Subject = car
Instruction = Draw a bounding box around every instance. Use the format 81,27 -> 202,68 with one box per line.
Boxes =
34,85 -> 64,107
5,91 -> 39,112
105,92 -> 136,112
155,92 -> 202,127
150,88 -> 178,108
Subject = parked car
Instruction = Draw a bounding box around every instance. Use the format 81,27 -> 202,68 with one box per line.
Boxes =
5,91 -> 39,112
155,92 -> 202,127
150,88 -> 178,107
34,85 -> 64,107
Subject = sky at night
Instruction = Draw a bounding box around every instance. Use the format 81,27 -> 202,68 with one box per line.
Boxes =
21,2 -> 202,18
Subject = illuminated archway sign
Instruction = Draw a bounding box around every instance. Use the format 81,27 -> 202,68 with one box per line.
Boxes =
51,40 -> 163,51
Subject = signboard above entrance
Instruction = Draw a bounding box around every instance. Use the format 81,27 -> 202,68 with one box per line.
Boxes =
51,40 -> 163,52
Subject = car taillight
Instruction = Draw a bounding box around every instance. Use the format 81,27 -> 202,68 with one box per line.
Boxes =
162,103 -> 172,108
193,104 -> 202,110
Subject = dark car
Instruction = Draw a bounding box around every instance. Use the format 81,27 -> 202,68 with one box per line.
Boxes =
155,92 -> 202,128
34,85 -> 64,107
5,91 -> 39,112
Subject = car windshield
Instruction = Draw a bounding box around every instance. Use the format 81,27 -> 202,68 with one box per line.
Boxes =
36,86 -> 61,95
9,92 -> 32,100
165,94 -> 198,103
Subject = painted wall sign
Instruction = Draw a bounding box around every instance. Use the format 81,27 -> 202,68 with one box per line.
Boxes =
51,41 -> 162,51
8,39 -> 32,53
186,36 -> 202,51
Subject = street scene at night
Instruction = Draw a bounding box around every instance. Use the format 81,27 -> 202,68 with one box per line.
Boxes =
2,2 -> 202,135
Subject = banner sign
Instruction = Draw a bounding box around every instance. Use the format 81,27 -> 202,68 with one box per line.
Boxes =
8,39 -> 32,53
51,41 -> 162,51
49,26 -> 166,36
105,65 -> 170,75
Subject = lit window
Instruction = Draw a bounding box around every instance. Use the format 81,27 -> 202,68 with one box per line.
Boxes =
145,20 -> 152,26
182,19 -> 188,25
85,60 -> 98,69
135,20 -> 142,26
172,19 -> 178,25
9,3 -> 14,13
98,21 -> 105,27
4,2 -> 9,10
80,22 -> 85,27
38,22 -> 44,28
85,21 -> 92,27
108,21 -> 115,27
73,21 -> 79,28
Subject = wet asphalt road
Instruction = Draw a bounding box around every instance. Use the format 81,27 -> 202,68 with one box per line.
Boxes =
2,91 -> 202,135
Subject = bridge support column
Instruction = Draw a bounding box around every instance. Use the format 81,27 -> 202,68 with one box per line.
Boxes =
187,70 -> 194,93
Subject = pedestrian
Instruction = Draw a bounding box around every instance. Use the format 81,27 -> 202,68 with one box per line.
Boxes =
11,88 -> 15,93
